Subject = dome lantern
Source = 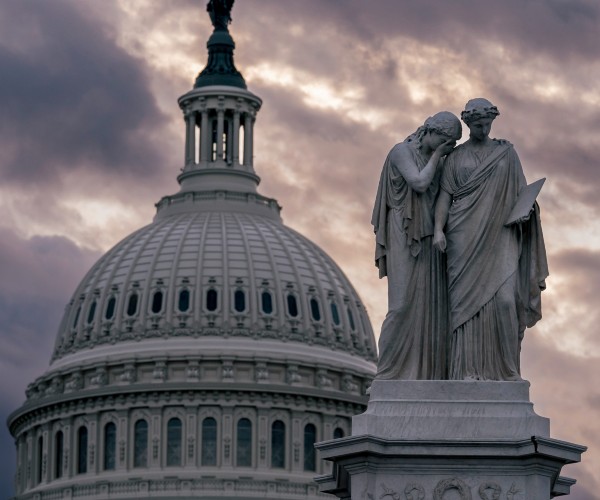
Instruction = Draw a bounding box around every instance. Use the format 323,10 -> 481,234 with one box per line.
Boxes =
174,0 -> 261,196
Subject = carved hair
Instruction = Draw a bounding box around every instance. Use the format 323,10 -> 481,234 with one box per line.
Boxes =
461,98 -> 500,125
405,111 -> 462,144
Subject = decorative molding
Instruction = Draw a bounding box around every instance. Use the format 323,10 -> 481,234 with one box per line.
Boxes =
434,478 -> 472,500
404,483 -> 425,500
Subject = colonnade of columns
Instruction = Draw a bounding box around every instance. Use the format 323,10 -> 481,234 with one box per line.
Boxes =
184,107 -> 254,169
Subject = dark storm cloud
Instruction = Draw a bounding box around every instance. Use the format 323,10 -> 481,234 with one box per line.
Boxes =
233,0 -> 600,66
0,228 -> 100,392
0,0 -> 168,188
0,228 -> 99,496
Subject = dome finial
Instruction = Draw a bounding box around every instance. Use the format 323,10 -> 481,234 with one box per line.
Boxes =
195,0 -> 246,89
207,0 -> 234,32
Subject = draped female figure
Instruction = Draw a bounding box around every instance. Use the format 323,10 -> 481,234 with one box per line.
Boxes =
372,111 -> 461,380
434,99 -> 548,381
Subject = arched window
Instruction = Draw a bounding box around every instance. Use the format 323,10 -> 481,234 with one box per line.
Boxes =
86,301 -> 97,324
330,302 -> 340,325
201,417 -> 217,466
347,306 -> 356,331
105,297 -> 116,320
134,419 -> 148,468
72,305 -> 81,328
261,291 -> 273,314
77,426 -> 88,474
127,293 -> 139,317
54,431 -> 64,479
234,290 -> 245,312
206,289 -> 218,311
178,289 -> 190,312
104,423 -> 116,471
286,294 -> 299,317
151,291 -> 163,314
37,435 -> 43,484
166,418 -> 182,466
236,418 -> 252,467
333,427 -> 345,439
310,298 -> 321,321
271,421 -> 285,468
303,423 -> 316,471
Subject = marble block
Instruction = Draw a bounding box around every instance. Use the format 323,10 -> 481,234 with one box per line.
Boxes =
353,380 -> 550,440
316,380 -> 586,500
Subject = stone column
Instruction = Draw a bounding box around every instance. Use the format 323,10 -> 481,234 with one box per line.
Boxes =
243,114 -> 253,168
232,110 -> 240,166
222,409 -> 233,467
15,437 -> 23,494
185,411 -> 197,468
38,428 -> 48,485
89,419 -> 97,474
200,110 -> 209,163
151,411 -> 161,468
26,434 -> 32,490
258,410 -> 268,469
63,422 -> 72,479
184,109 -> 196,166
117,412 -> 127,471
291,412 -> 302,473
226,115 -> 233,164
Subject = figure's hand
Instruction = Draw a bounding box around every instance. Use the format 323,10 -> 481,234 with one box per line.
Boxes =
514,206 -> 535,225
435,139 -> 456,157
433,230 -> 446,252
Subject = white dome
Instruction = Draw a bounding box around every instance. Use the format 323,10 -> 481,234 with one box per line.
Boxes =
50,193 -> 376,369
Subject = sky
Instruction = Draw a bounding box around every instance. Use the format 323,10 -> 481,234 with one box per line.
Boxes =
0,0 -> 599,497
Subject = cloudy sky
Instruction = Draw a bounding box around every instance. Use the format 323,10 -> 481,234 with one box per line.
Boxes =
1,0 -> 599,496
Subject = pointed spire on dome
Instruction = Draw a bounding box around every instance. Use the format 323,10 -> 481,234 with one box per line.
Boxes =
194,0 -> 246,89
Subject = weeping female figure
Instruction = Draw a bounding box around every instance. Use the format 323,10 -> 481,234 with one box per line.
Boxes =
372,111 -> 461,380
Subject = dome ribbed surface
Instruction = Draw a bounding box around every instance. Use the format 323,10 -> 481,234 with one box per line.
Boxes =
52,209 -> 377,364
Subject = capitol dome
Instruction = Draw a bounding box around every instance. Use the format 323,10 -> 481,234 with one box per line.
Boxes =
8,4 -> 376,499
49,193 -> 375,368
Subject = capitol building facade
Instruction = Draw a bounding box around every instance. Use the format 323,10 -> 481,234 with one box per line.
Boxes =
7,4 -> 377,499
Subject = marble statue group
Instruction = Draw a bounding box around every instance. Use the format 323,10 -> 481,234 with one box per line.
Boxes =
372,98 -> 548,381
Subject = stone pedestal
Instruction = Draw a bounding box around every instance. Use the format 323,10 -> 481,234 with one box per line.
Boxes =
315,381 -> 586,500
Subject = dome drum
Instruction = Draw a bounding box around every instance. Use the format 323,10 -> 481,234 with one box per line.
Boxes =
9,352 -> 363,499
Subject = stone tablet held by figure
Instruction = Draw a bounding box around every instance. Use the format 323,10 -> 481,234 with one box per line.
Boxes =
434,98 -> 549,381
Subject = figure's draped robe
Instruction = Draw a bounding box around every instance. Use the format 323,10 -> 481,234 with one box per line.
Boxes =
372,142 -> 448,380
440,141 -> 548,380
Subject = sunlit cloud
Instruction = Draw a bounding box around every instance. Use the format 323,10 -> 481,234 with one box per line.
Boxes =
246,63 -> 389,130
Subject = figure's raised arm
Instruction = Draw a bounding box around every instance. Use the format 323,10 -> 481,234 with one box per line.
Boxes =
391,139 -> 454,194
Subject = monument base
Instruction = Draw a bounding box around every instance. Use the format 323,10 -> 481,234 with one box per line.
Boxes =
315,380 -> 586,500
